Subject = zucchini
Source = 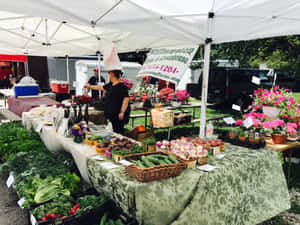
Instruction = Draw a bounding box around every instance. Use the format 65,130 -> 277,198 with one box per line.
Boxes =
158,159 -> 167,165
115,219 -> 124,225
163,159 -> 173,164
168,155 -> 179,163
136,161 -> 146,168
100,214 -> 107,225
146,156 -> 160,165
129,160 -> 137,164
152,154 -> 166,159
141,158 -> 155,167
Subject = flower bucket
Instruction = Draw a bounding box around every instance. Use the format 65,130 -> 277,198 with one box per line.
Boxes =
131,102 -> 143,109
263,106 -> 280,121
271,134 -> 287,144
171,101 -> 182,107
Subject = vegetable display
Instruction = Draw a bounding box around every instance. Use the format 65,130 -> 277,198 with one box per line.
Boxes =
100,214 -> 124,225
130,154 -> 179,168
111,145 -> 146,156
0,122 -> 135,225
75,195 -> 106,216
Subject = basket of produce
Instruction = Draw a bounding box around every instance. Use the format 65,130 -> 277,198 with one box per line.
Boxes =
197,156 -> 208,165
95,139 -> 111,154
124,152 -> 186,182
151,108 -> 174,128
111,145 -> 147,163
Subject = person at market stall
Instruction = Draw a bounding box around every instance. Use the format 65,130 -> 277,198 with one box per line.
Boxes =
86,67 -> 106,101
84,69 -> 130,134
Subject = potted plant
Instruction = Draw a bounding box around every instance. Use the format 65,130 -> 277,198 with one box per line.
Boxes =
142,137 -> 157,152
238,128 -> 248,142
262,119 -> 298,144
250,86 -> 295,121
228,127 -> 238,140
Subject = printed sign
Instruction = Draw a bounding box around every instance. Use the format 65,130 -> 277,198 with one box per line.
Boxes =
197,164 -> 216,172
232,104 -> 241,111
6,172 -> 14,188
223,117 -> 236,125
137,46 -> 198,85
100,162 -> 120,169
119,160 -> 133,166
17,197 -> 26,209
252,76 -> 261,85
243,117 -> 253,129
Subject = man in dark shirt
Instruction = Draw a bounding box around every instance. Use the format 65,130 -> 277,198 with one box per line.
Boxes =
87,67 -> 105,100
84,70 -> 130,134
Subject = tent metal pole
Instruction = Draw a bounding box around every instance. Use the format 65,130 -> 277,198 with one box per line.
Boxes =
66,55 -> 70,84
25,62 -> 29,76
97,53 -> 102,96
199,43 -> 211,138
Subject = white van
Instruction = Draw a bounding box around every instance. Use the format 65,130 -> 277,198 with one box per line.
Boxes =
75,60 -> 141,95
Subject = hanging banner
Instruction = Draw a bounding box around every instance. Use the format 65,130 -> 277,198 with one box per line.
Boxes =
137,46 -> 198,85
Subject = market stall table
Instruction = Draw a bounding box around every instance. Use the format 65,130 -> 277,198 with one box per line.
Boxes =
8,95 -> 61,117
0,89 -> 13,108
87,144 -> 290,225
266,138 -> 300,186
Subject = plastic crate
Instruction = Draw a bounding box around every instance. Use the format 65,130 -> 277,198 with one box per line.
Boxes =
51,81 -> 69,94
14,84 -> 39,98
61,200 -> 138,225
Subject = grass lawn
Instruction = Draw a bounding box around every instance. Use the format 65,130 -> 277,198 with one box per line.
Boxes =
125,98 -> 233,140
293,92 -> 300,103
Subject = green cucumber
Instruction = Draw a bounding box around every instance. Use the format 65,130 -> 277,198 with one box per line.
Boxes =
136,161 -> 146,168
141,158 -> 155,167
163,159 -> 173,164
100,214 -> 107,225
146,156 -> 160,164
129,160 -> 137,164
158,159 -> 167,165
168,155 -> 179,163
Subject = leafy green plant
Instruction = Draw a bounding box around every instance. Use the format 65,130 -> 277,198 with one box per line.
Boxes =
75,195 -> 106,216
142,137 -> 156,146
238,129 -> 248,138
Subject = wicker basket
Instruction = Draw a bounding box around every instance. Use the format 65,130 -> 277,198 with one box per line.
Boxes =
151,108 -> 174,128
124,152 -> 186,182
134,130 -> 154,142
112,154 -> 127,163
96,146 -> 106,154
85,138 -> 97,146
197,156 -> 208,165
178,158 -> 197,168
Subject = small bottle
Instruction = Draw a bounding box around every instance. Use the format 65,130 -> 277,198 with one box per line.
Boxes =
206,121 -> 214,139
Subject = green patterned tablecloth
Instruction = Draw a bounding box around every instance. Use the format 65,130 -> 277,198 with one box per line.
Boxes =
87,144 -> 290,225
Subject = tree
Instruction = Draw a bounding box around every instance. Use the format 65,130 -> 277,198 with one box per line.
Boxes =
209,35 -> 300,75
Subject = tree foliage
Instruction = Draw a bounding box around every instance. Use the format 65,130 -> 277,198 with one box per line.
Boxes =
193,35 -> 300,75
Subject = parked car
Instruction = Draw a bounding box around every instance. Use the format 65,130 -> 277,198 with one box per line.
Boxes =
187,67 -> 272,109
267,69 -> 298,91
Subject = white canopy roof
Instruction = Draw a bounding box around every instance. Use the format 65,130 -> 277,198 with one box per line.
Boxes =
0,0 -> 300,56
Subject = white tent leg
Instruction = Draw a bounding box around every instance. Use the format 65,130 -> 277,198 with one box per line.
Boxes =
66,55 -> 70,84
97,53 -> 102,96
199,43 -> 211,138
25,62 -> 29,76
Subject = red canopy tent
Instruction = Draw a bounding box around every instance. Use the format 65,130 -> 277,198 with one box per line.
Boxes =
0,54 -> 28,78
0,54 -> 27,62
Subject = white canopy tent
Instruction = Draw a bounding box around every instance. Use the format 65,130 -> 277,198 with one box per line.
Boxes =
1,0 -> 300,137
